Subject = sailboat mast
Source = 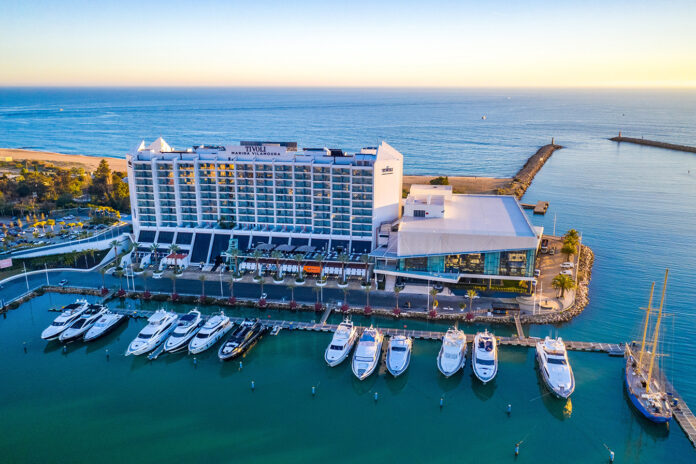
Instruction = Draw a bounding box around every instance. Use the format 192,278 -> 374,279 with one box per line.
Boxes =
647,269 -> 669,392
637,282 -> 655,368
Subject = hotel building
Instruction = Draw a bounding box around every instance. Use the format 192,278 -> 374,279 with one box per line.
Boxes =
126,138 -> 403,266
372,185 -> 543,288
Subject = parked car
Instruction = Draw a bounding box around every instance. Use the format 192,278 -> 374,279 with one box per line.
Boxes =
560,262 -> 575,269
534,268 -> 541,277
58,279 -> 68,287
560,270 -> 573,276
540,238 -> 549,253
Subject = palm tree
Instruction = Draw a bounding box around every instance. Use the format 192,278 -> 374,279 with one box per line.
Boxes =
394,286 -> 401,311
563,229 -> 580,244
429,288 -> 439,312
561,241 -> 578,261
341,288 -> 349,311
142,270 -> 151,293
363,281 -> 371,311
109,239 -> 120,262
150,242 -> 159,263
294,253 -> 305,281
360,253 -> 370,282
466,289 -> 478,311
313,286 -> 322,311
316,254 -> 325,282
271,250 -> 283,279
169,243 -> 181,268
229,247 -> 240,274
99,267 -> 107,289
287,281 -> 296,308
114,269 -> 124,291
199,274 -> 206,298
252,249 -> 263,276
338,252 -> 349,283
552,274 -> 576,298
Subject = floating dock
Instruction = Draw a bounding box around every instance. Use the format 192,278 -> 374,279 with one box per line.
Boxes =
521,201 -> 549,214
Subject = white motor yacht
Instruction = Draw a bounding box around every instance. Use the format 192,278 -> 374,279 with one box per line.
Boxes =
188,312 -> 233,354
351,327 -> 383,380
59,304 -> 108,343
84,311 -> 127,342
536,336 -> 575,399
41,299 -> 89,340
324,319 -> 358,367
386,335 -> 412,377
472,330 -> 498,383
125,309 -> 178,356
437,328 -> 467,377
164,309 -> 203,352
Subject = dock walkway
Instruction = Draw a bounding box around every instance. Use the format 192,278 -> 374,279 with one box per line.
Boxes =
113,308 -> 622,353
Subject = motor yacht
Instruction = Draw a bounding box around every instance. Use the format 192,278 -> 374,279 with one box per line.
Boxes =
164,309 -> 203,352
125,309 -> 178,356
472,330 -> 498,383
41,299 -> 90,340
59,304 -> 108,343
536,336 -> 575,399
386,335 -> 412,377
324,319 -> 358,367
218,319 -> 268,361
437,328 -> 467,377
351,327 -> 383,380
188,312 -> 232,354
84,311 -> 127,342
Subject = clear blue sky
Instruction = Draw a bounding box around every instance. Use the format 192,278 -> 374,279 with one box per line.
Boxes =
1,0 -> 694,87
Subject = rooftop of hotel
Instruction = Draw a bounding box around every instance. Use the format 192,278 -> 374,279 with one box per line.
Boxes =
128,137 -> 402,165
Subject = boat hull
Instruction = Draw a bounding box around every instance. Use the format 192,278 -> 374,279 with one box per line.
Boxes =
189,323 -> 233,355
437,350 -> 465,377
386,350 -> 410,377
84,315 -> 127,342
218,325 -> 268,361
164,324 -> 202,352
325,347 -> 352,367
352,340 -> 383,380
472,360 -> 497,384
536,349 -> 574,399
624,373 -> 671,424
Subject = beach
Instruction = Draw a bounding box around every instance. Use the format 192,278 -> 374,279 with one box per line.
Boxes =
0,148 -> 127,172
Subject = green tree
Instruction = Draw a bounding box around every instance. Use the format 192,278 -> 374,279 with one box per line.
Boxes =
561,241 -> 578,260
467,289 -> 478,311
429,176 -> 449,186
338,252 -> 349,283
552,274 -> 575,298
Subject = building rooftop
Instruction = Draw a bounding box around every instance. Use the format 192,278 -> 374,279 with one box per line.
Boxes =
392,194 -> 541,257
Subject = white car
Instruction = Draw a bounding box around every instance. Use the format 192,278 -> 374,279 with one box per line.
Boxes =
560,262 -> 575,269
560,270 -> 573,276
152,272 -> 163,279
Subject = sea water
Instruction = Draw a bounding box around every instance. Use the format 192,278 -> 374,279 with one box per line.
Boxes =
0,88 -> 695,462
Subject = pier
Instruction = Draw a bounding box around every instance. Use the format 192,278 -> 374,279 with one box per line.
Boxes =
521,201 -> 549,215
610,135 -> 696,154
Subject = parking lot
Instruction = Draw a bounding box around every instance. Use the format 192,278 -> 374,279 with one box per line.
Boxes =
535,234 -> 579,307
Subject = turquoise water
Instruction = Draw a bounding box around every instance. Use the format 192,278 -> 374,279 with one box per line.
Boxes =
1,88 -> 696,461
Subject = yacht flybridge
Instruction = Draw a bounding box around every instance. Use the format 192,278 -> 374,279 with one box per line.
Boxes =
437,328 -> 467,377
536,336 -> 575,399
41,299 -> 89,340
59,304 -> 108,343
625,270 -> 673,423
188,312 -> 232,354
386,335 -> 412,377
352,327 -> 383,380
126,309 -> 178,356
164,309 -> 203,352
472,330 -> 498,383
324,319 -> 358,367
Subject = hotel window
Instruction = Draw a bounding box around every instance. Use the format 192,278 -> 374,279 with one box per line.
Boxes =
414,210 -> 426,217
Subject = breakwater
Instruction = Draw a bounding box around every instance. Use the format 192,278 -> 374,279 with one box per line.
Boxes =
610,136 -> 696,154
497,143 -> 563,199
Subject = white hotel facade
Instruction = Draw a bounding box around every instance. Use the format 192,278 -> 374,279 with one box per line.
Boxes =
126,138 -> 403,265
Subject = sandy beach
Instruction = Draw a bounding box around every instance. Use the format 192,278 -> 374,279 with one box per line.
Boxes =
402,175 -> 511,195
0,148 -> 127,172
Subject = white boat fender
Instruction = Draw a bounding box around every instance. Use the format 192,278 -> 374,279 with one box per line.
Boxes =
374,392 -> 378,402
507,404 -> 512,415
193,357 -> 197,367
609,450 -> 614,462
62,345 -> 67,354
251,380 -> 255,391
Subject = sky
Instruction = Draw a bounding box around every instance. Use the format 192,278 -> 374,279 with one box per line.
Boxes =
1,0 -> 695,88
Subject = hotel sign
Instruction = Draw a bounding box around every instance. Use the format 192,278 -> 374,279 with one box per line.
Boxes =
227,145 -> 288,156
381,166 -> 394,175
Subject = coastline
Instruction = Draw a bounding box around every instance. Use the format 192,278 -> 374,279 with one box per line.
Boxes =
0,148 -> 127,172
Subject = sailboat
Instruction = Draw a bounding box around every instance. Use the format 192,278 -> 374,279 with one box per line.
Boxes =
624,270 -> 673,424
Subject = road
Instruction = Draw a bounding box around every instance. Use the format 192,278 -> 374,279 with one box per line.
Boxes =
0,268 -> 498,315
